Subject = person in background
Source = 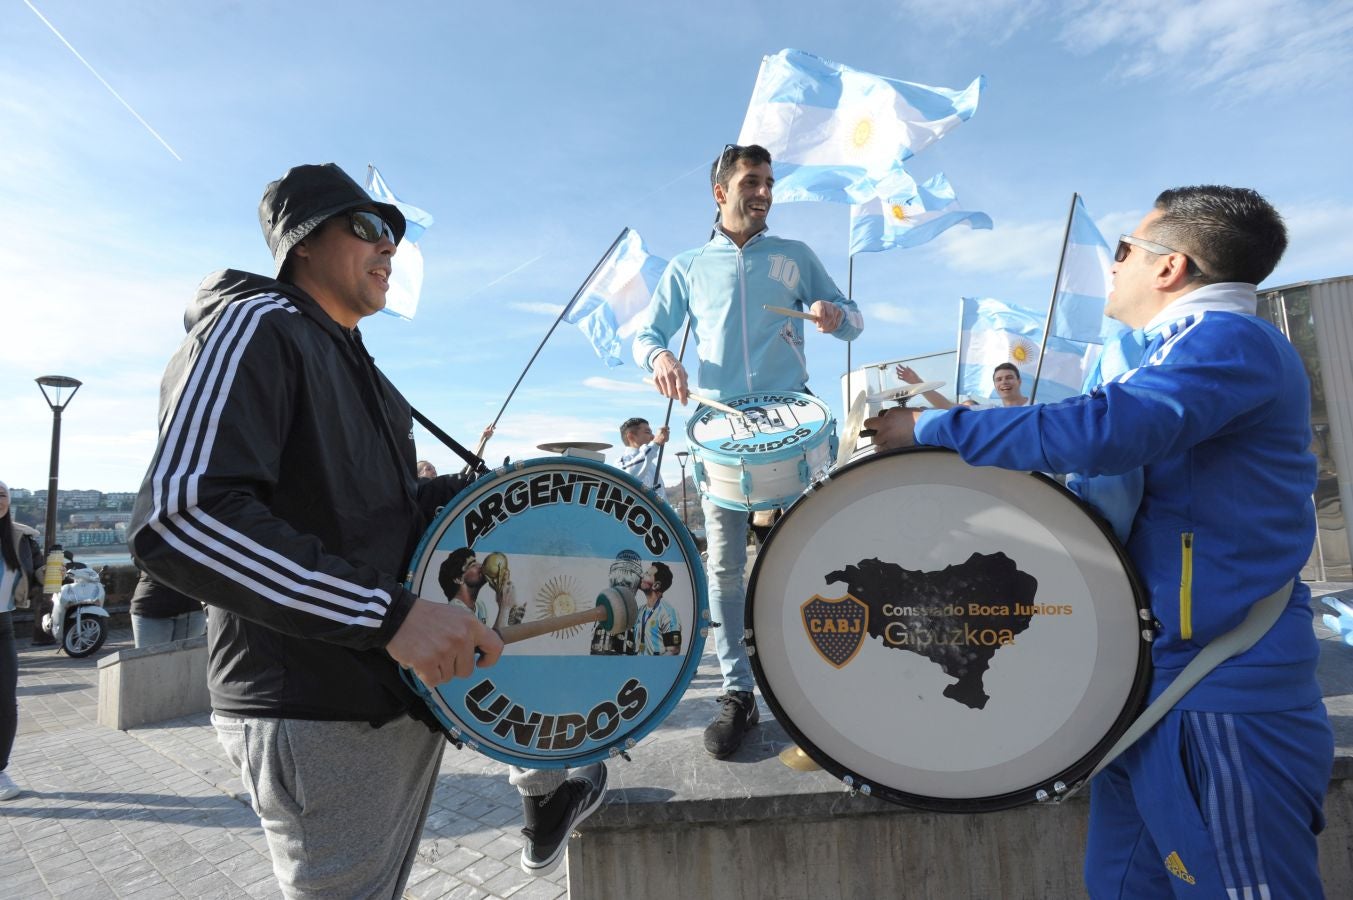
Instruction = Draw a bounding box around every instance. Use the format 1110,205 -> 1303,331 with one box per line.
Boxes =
0,480 -> 40,800
130,570 -> 206,648
617,417 -> 669,499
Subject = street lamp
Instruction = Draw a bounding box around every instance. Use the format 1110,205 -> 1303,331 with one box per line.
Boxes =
675,451 -> 690,529
36,375 -> 82,553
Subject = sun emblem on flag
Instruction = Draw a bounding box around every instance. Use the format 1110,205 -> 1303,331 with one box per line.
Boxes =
851,118 -> 874,148
1010,341 -> 1036,364
889,203 -> 907,222
536,575 -> 584,638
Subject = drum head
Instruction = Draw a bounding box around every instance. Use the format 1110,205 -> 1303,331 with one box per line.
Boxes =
747,448 -> 1149,811
687,391 -> 833,461
405,457 -> 707,768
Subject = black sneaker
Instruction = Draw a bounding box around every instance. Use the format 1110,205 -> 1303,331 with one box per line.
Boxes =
703,690 -> 760,758
520,762 -> 608,876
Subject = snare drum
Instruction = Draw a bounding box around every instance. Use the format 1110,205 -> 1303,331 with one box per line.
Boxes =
747,448 -> 1150,811
687,391 -> 836,512
403,456 -> 708,768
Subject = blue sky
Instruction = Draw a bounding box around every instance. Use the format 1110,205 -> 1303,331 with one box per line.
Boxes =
3,0 -> 1351,493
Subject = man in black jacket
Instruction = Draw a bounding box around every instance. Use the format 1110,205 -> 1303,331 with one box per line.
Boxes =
130,163 -> 504,898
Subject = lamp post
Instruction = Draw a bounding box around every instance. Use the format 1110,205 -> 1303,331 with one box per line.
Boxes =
675,451 -> 690,529
36,375 -> 82,553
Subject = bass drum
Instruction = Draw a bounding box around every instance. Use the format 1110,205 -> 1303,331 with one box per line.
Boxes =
747,448 -> 1151,811
404,456 -> 707,769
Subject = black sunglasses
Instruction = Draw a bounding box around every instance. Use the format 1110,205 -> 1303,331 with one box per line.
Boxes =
346,210 -> 396,245
1115,234 -> 1205,278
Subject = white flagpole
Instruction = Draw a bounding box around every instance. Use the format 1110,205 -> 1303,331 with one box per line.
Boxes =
1029,193 -> 1078,405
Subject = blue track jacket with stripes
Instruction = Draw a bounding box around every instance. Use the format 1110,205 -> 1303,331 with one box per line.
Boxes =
632,230 -> 862,400
130,270 -> 441,723
915,283 -> 1320,712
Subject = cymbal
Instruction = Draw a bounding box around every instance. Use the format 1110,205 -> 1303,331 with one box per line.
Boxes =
537,441 -> 612,454
835,389 -> 868,469
778,744 -> 823,771
868,381 -> 946,404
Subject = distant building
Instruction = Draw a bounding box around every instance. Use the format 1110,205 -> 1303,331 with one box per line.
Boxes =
61,490 -> 103,510
1256,274 -> 1353,581
102,492 -> 137,508
8,488 -> 33,500
69,512 -> 133,526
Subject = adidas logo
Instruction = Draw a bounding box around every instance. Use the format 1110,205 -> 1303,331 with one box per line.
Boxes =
1165,851 -> 1196,885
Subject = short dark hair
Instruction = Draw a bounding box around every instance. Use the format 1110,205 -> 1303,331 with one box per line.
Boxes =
710,144 -> 772,192
1148,186 -> 1287,285
438,548 -> 475,597
620,417 -> 648,442
993,363 -> 1021,382
650,562 -> 673,594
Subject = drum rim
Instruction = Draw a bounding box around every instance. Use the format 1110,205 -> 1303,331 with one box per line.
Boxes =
403,455 -> 709,768
745,446 -> 1153,812
686,391 -> 835,464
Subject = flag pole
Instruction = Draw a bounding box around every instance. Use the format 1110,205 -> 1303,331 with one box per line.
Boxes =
486,227 -> 630,433
846,255 -> 854,396
1029,192 -> 1078,405
653,211 -> 722,489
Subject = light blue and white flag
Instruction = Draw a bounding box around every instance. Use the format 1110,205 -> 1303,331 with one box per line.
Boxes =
736,49 -> 983,204
366,165 -> 434,320
1050,195 -> 1116,346
849,172 -> 992,255
955,297 -> 1101,404
565,228 -> 668,368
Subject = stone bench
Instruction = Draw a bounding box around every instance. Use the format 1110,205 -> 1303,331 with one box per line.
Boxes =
97,634 -> 210,730
567,601 -> 1353,899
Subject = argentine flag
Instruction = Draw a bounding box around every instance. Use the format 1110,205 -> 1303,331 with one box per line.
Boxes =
737,49 -> 983,204
565,228 -> 668,368
956,298 -> 1100,404
366,165 -> 434,320
849,172 -> 992,255
1051,196 -> 1116,345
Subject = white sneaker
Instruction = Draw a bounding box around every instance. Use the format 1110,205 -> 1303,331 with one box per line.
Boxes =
0,770 -> 20,800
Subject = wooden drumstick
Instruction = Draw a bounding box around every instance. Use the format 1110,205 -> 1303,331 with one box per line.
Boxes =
495,586 -> 637,645
763,304 -> 818,322
642,378 -> 744,418
497,605 -> 607,645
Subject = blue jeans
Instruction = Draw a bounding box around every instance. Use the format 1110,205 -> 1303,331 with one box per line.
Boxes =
0,611 -> 15,770
132,610 -> 206,649
701,499 -> 754,693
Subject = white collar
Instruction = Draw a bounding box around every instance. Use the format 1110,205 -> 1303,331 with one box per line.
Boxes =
1142,282 -> 1258,336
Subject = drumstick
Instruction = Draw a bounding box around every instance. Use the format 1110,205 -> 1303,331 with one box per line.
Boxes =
497,605 -> 606,645
763,304 -> 818,321
642,378 -> 744,418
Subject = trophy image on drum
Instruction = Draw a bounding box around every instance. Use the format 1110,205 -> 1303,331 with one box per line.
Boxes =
402,457 -> 708,768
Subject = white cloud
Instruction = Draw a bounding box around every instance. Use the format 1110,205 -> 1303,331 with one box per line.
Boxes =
895,0 -> 1353,98
582,376 -> 650,393
868,303 -> 921,326
1268,200 -> 1353,285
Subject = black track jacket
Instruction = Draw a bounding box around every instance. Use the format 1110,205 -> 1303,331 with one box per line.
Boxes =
130,270 -> 443,724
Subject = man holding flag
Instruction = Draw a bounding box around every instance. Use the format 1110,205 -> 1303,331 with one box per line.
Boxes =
865,185 -> 1332,898
634,143 -> 863,758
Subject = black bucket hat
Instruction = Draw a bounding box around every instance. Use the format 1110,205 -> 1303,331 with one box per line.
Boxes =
258,163 -> 406,276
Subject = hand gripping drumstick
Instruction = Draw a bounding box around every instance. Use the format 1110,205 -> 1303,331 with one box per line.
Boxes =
641,377 -> 744,418
494,586 -> 639,646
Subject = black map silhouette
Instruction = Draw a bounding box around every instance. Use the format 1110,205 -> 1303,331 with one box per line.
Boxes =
826,553 -> 1038,710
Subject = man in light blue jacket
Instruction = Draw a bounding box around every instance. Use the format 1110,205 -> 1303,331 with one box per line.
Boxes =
866,186 -> 1332,899
634,144 -> 862,758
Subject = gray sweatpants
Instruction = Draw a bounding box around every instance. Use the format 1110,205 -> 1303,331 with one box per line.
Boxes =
213,713 -> 443,900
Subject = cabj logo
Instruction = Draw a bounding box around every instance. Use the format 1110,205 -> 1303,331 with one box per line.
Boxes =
801,594 -> 869,668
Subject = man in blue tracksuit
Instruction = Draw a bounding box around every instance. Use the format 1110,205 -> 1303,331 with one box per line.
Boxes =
866,186 -> 1332,898
634,144 -> 863,757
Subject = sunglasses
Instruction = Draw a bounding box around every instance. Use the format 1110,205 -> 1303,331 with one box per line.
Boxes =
1115,234 -> 1205,278
346,210 -> 396,245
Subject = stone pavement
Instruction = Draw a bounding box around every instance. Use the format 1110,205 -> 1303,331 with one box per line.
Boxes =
0,626 -> 588,900
5,585 -> 1351,898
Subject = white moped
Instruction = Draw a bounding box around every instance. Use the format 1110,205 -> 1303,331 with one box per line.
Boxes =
43,566 -> 110,657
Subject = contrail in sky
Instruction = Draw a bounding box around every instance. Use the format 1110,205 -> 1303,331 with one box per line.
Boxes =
460,254 -> 545,302
23,0 -> 182,161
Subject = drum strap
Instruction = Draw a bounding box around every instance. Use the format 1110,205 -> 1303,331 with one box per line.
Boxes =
411,407 -> 489,476
1061,579 -> 1294,802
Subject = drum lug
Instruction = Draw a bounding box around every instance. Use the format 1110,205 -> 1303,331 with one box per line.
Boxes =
1035,788 -> 1051,803
739,460 -> 753,503
840,774 -> 871,797
797,456 -> 811,487
743,628 -> 755,656
608,746 -> 633,762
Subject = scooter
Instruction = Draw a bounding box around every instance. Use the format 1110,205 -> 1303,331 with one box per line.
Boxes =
42,566 -> 110,658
